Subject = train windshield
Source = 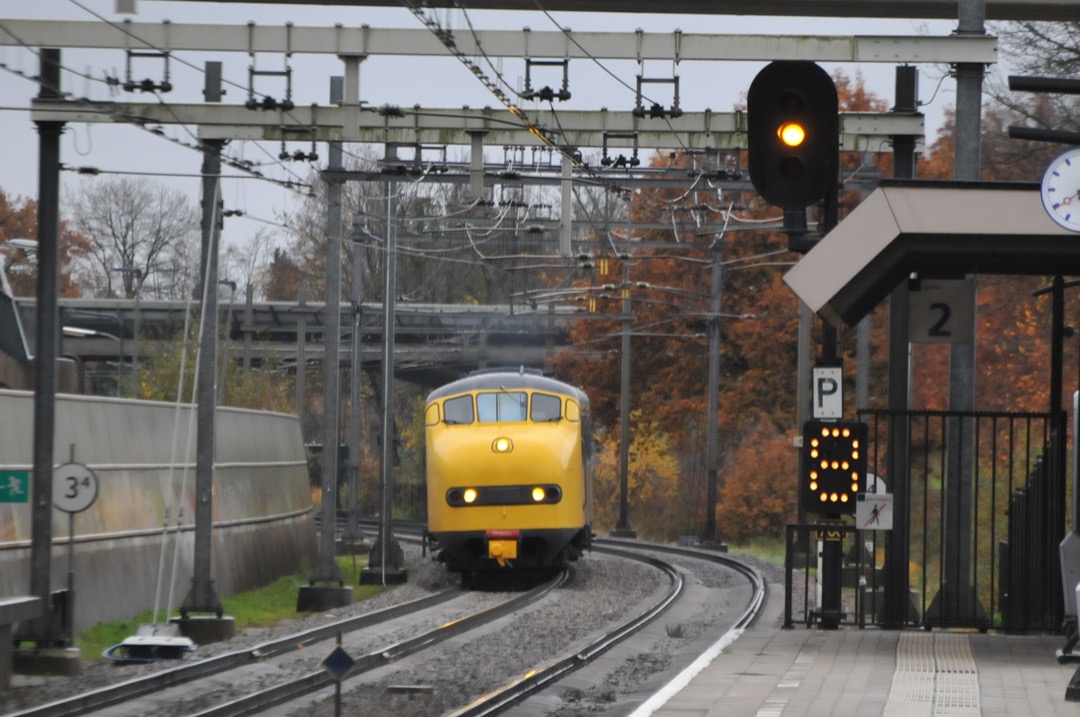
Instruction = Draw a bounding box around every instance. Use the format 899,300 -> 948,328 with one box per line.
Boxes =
477,391 -> 527,423
443,395 -> 475,424
531,393 -> 562,422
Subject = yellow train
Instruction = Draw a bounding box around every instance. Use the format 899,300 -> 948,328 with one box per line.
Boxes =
424,369 -> 593,581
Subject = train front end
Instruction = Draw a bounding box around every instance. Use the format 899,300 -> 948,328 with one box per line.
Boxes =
424,372 -> 592,578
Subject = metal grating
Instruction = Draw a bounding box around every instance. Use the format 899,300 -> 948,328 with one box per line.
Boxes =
884,633 -> 980,716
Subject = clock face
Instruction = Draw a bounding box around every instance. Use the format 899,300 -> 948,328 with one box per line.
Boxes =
1041,147 -> 1080,232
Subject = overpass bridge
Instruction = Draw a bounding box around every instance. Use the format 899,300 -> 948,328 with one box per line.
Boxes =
11,295 -> 580,389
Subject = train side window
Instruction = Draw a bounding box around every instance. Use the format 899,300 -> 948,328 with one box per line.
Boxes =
477,391 -> 527,422
531,393 -> 562,422
564,399 -> 581,422
425,403 -> 441,426
443,396 -> 474,424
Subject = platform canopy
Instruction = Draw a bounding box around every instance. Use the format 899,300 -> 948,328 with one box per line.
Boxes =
783,181 -> 1080,327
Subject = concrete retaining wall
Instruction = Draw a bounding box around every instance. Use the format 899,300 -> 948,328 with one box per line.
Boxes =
0,390 -> 318,631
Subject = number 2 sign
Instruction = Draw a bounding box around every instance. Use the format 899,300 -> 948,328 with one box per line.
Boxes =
908,278 -> 974,345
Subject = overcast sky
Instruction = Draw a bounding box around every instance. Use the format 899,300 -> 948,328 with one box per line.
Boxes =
0,1 -> 962,253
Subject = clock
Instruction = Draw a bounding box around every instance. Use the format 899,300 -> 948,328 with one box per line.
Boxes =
1041,146 -> 1080,232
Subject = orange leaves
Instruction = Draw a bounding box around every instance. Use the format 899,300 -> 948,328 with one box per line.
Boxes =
717,431 -> 798,543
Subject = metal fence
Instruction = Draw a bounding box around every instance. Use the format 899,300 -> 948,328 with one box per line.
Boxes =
785,409 -> 1067,632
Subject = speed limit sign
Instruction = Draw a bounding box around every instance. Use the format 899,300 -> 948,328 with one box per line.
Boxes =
52,462 -> 98,514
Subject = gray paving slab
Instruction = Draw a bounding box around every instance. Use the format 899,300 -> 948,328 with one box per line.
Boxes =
636,621 -> 1080,717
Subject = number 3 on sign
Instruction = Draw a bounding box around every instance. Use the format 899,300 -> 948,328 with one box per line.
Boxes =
908,279 -> 974,345
52,462 -> 99,514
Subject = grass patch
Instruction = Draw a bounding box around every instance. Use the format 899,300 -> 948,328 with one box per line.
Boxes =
728,536 -> 788,568
77,555 -> 390,662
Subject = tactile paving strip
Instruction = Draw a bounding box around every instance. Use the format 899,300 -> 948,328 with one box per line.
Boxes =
884,633 -> 980,716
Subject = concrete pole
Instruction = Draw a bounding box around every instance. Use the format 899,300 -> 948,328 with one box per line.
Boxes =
25,48 -> 63,645
559,155 -> 573,257
347,252 -> 363,543
702,241 -> 722,545
180,62 -> 224,620
316,76 -> 345,584
360,168 -> 406,584
334,64 -> 366,545
612,258 -> 636,538
296,283 -> 306,428
926,0 -> 986,628
380,181 -> 398,570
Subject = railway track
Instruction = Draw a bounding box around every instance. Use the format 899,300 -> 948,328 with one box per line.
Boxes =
9,528 -> 766,717
442,539 -> 767,716
185,569 -> 570,717
6,586 -> 463,717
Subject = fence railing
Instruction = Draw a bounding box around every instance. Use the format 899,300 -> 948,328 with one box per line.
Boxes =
785,409 -> 1066,632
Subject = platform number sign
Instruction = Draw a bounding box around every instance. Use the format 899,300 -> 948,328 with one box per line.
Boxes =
801,420 -> 867,516
908,279 -> 974,344
52,462 -> 98,514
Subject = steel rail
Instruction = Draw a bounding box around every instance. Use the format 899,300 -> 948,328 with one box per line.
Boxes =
443,545 -> 684,717
443,538 -> 767,716
597,538 -> 768,631
6,588 -> 460,717
186,567 -> 570,717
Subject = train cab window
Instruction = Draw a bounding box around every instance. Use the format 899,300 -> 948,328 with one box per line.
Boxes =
565,400 -> 581,422
477,391 -> 527,423
443,396 -> 474,424
531,393 -> 562,422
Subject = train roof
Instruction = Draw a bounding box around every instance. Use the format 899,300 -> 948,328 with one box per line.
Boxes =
426,370 -> 589,408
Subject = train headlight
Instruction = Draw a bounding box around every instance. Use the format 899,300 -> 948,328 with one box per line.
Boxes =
531,486 -> 546,502
492,437 -> 513,453
463,488 -> 478,504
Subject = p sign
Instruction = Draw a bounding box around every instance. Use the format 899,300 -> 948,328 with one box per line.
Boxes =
813,367 -> 842,419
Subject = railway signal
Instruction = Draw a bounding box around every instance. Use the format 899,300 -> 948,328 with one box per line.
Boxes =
748,61 -> 839,209
801,420 -> 867,515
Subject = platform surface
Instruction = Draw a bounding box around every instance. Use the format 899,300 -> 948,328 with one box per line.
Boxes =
633,592 -> 1079,717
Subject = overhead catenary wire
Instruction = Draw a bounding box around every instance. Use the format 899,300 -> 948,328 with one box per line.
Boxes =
0,11 -> 324,193
532,0 -> 692,154
398,0 -> 633,202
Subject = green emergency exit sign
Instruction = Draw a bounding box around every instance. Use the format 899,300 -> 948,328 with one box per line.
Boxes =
0,470 -> 30,503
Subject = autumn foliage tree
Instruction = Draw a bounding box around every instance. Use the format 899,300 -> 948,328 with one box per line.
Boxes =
0,189 -> 89,297
551,57 -> 1080,543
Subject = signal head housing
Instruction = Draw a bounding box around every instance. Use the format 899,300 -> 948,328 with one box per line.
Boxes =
748,61 -> 839,210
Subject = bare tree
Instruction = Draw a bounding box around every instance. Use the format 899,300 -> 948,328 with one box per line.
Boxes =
221,226 -> 280,302
71,176 -> 200,300
990,22 -> 1080,135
